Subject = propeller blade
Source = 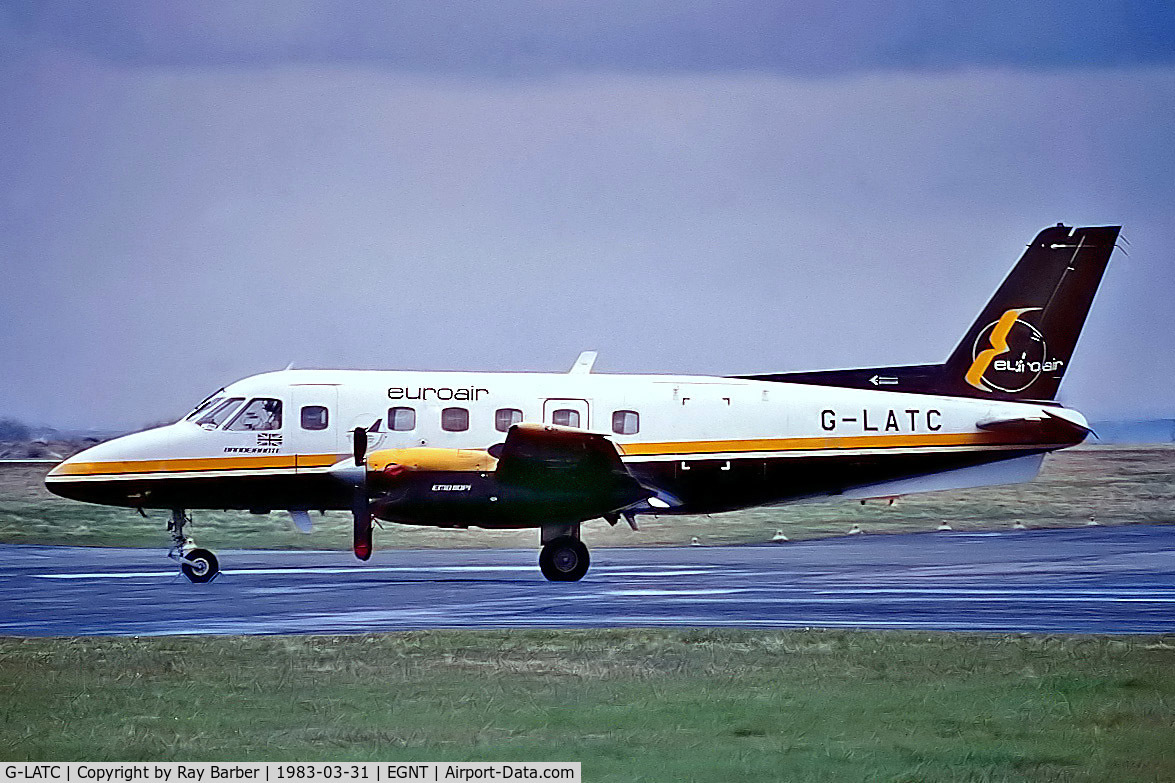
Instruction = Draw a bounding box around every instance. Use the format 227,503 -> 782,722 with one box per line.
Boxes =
352,492 -> 373,561
353,426 -> 367,466
349,426 -> 373,560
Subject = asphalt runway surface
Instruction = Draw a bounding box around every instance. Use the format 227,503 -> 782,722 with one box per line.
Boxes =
1,525 -> 1173,636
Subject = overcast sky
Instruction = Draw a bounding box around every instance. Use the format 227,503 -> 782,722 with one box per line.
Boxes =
2,2 -> 1173,430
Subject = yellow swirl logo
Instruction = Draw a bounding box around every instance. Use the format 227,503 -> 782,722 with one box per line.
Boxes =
965,307 -> 1062,393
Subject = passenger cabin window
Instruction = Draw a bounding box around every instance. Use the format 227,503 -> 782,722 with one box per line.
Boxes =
495,408 -> 523,432
388,407 -> 416,431
441,407 -> 469,432
552,409 -> 580,428
612,410 -> 639,435
196,397 -> 244,428
227,398 -> 283,431
300,405 -> 329,430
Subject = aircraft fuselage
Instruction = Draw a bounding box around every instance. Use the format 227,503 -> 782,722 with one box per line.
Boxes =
47,368 -> 1086,523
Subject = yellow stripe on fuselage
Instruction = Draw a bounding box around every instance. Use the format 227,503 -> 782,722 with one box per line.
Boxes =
294,453 -> 343,468
46,430 -> 1056,480
50,454 -> 306,477
616,430 -> 1016,456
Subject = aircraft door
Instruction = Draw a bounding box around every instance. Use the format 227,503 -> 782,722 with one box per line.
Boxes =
543,398 -> 591,430
291,385 -> 340,471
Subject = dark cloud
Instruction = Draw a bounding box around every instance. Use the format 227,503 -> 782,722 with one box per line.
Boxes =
1,1 -> 1174,74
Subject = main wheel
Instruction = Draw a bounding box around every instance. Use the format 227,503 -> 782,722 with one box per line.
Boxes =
539,536 -> 590,582
181,548 -> 219,583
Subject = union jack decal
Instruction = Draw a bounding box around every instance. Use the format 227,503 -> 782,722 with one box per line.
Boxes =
257,433 -> 283,447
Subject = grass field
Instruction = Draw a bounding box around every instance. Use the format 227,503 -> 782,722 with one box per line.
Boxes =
3,452 -> 1173,777
1,630 -> 1173,780
2,446 -> 1172,551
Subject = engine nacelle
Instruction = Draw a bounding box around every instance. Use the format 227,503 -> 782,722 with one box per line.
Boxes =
366,444 -> 649,528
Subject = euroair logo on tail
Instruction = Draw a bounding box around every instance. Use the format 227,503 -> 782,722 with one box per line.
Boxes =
965,307 -> 1064,393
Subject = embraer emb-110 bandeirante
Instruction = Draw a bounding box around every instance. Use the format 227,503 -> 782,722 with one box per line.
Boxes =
47,224 -> 1120,582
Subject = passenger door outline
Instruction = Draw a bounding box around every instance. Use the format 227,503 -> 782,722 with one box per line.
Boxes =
543,398 -> 591,430
291,385 -> 340,471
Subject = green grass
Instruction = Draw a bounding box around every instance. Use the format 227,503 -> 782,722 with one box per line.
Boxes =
3,446 -> 1172,551
1,631 -> 1173,780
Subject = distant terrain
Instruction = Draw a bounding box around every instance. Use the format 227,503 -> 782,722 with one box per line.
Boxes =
0,417 -> 123,461
1,443 -> 1171,551
1092,418 -> 1175,444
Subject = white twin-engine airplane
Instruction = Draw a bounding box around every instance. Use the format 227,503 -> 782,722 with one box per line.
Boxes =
47,224 -> 1119,583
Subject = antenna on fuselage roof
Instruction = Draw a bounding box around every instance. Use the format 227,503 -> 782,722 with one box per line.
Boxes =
284,361 -> 295,370
568,351 -> 597,374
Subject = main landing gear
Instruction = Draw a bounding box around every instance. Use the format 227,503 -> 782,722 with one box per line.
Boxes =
539,523 -> 590,582
168,509 -> 219,583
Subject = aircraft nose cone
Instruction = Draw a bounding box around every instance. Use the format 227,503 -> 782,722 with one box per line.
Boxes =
44,441 -> 121,504
45,449 -> 100,503
44,426 -> 177,507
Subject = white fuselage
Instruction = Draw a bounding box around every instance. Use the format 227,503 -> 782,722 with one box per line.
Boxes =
47,368 -> 1086,518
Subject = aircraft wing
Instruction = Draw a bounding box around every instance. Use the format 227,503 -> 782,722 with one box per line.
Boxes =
495,423 -> 652,512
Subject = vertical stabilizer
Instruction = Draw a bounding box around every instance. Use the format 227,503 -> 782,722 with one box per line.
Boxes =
940,224 -> 1119,400
734,224 -> 1120,400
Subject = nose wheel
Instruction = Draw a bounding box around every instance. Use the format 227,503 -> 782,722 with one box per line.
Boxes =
168,509 -> 220,583
180,548 -> 219,583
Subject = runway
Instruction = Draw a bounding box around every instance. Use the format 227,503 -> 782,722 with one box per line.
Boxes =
1,525 -> 1173,636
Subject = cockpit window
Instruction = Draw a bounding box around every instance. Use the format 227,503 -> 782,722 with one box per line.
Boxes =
186,392 -> 225,421
226,398 -> 283,431
195,397 -> 244,428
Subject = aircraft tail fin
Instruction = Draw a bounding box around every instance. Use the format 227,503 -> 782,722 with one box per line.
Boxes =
735,224 -> 1120,401
939,224 -> 1119,400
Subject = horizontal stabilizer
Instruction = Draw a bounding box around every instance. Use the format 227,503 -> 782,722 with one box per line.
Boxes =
976,409 -> 1094,442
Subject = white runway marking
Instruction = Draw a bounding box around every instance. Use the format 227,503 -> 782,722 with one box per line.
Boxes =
604,588 -> 743,596
814,588 -> 1175,598
642,595 -> 1175,604
29,570 -> 1175,606
34,571 -> 181,579
33,564 -> 538,579
33,565 -> 720,581
592,569 -> 716,577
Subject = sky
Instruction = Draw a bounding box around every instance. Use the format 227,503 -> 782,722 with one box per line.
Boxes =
2,1 -> 1173,430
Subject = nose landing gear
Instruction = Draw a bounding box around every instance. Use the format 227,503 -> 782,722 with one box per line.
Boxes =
168,509 -> 220,583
